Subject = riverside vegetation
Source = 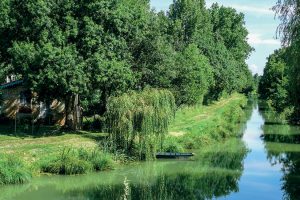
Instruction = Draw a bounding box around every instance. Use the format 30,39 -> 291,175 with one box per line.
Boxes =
0,0 -> 253,185
258,1 -> 300,124
0,94 -> 247,185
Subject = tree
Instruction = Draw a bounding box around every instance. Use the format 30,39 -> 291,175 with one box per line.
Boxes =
0,0 -> 255,131
209,4 -> 254,96
0,0 -> 148,129
106,89 -> 176,160
172,44 -> 213,105
84,54 -> 135,115
272,1 -> 300,121
259,49 -> 290,113
131,11 -> 177,90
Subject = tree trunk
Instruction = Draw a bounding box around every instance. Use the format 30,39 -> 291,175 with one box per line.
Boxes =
65,94 -> 82,130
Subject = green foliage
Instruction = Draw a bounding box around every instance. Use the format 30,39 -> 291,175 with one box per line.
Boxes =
173,44 -> 213,105
271,1 -> 300,122
0,0 -> 254,122
0,88 -> 3,106
0,154 -> 32,185
40,149 -> 93,175
258,48 -> 294,120
162,136 -> 184,153
77,148 -> 114,171
40,148 -> 114,175
106,89 -> 176,160
208,4 -> 254,97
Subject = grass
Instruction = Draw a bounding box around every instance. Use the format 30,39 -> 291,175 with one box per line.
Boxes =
0,93 -> 247,184
165,93 -> 247,150
39,148 -> 114,175
0,154 -> 32,185
0,133 -> 104,163
0,131 -> 113,179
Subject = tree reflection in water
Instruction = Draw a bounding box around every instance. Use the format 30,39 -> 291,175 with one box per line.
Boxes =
66,140 -> 248,200
261,111 -> 300,200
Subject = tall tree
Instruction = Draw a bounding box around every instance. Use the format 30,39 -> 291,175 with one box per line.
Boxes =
273,0 -> 300,121
209,4 -> 253,96
173,44 -> 213,105
259,49 -> 290,113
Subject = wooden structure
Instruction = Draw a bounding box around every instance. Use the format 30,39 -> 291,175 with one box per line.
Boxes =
0,79 -> 65,125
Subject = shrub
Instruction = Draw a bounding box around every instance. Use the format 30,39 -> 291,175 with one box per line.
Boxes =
40,148 -> 114,175
40,149 -> 92,175
163,136 -> 184,153
0,154 -> 32,185
78,148 -> 114,171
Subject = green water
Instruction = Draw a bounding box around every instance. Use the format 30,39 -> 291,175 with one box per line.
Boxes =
0,103 -> 300,200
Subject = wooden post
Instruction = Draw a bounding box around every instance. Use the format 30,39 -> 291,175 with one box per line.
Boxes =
15,101 -> 19,135
14,112 -> 17,135
32,114 -> 34,135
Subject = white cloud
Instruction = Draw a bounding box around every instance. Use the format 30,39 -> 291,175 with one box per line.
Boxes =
206,1 -> 274,15
249,63 -> 263,75
230,4 -> 274,15
248,33 -> 280,45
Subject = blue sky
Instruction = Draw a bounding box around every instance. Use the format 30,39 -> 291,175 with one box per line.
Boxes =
150,0 -> 281,75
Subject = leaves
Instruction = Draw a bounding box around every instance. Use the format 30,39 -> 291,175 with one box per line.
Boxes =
106,89 -> 176,160
0,0 -> 255,122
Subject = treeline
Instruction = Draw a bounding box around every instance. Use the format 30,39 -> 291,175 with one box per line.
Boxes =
259,1 -> 300,123
0,0 -> 254,129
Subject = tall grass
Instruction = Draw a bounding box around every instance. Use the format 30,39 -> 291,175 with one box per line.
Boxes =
0,154 -> 32,185
40,148 -> 114,175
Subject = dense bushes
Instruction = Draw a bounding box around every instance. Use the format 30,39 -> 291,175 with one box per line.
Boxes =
162,136 -> 184,153
40,148 -> 114,175
258,48 -> 297,122
259,1 -> 300,123
0,154 -> 32,185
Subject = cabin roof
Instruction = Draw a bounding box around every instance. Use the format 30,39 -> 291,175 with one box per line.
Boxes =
0,80 -> 24,89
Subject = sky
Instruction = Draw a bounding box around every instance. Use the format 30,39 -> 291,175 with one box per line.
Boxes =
150,0 -> 281,75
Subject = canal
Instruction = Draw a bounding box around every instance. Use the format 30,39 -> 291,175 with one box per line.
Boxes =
1,102 -> 299,200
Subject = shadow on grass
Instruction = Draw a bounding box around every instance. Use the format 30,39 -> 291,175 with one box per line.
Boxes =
0,123 -> 109,142
0,123 -> 63,138
81,132 -> 109,142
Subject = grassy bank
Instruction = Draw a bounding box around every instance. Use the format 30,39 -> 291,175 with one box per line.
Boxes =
164,93 -> 247,151
0,132 -> 114,185
0,93 -> 247,185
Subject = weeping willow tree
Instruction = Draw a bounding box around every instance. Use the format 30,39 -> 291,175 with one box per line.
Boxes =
106,89 -> 176,160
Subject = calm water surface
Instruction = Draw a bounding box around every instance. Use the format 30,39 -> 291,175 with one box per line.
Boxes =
1,103 -> 299,200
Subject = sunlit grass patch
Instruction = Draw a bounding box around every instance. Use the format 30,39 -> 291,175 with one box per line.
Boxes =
167,94 -> 247,149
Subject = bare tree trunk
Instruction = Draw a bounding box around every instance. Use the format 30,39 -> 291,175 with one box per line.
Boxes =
65,94 -> 82,130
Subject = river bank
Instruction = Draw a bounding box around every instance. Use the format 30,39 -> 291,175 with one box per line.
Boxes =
0,94 -> 247,185
1,99 -> 299,200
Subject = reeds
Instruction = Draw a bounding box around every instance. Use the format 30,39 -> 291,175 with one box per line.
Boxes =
0,154 -> 32,185
40,148 -> 114,175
